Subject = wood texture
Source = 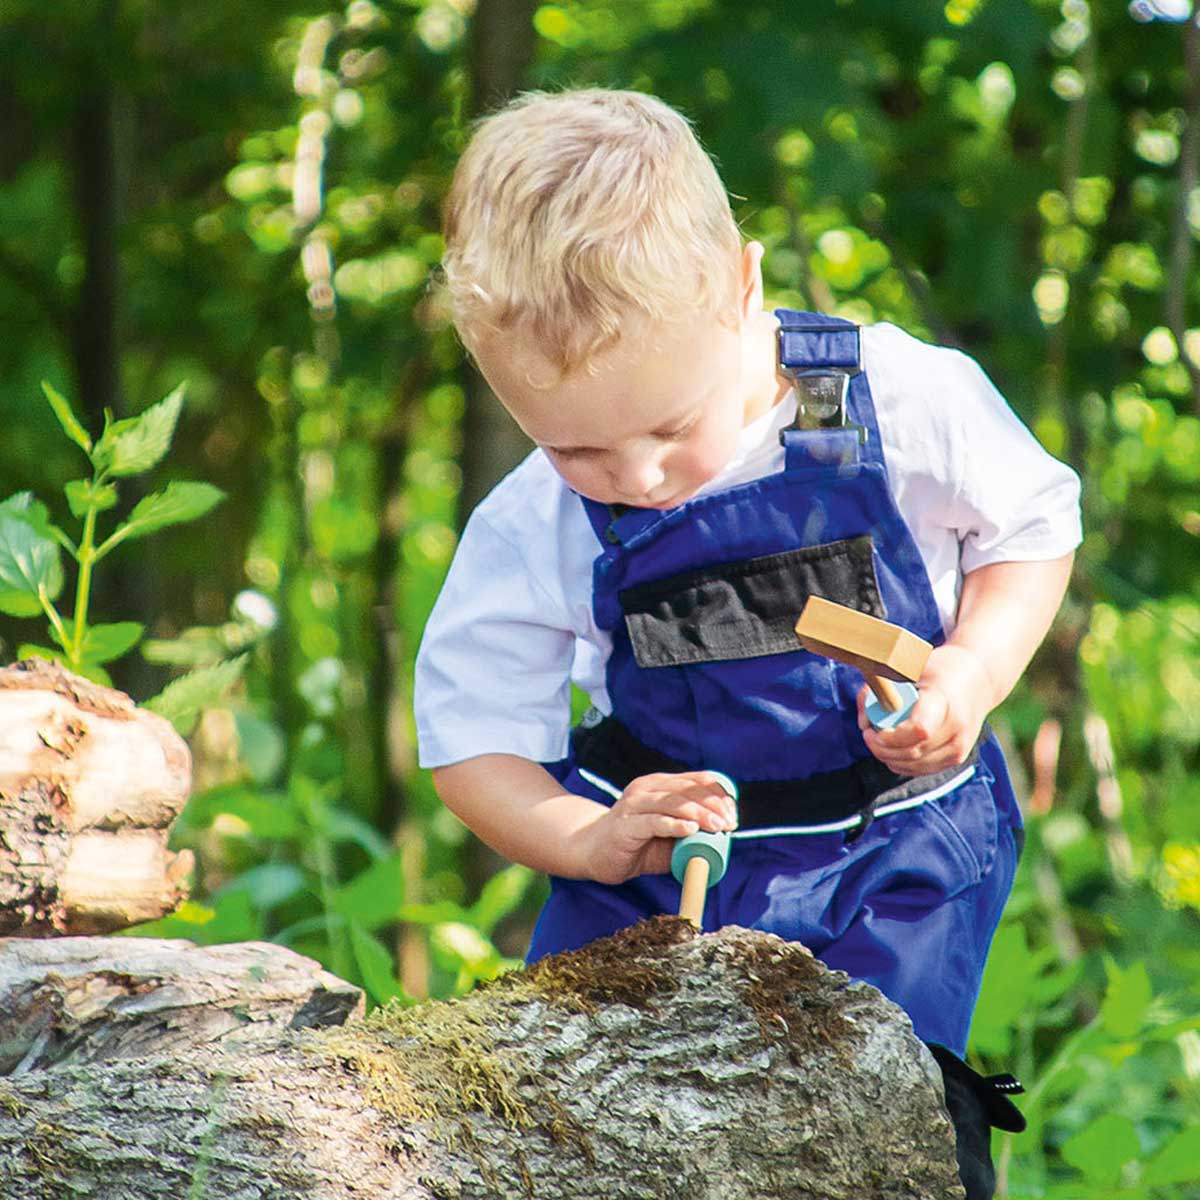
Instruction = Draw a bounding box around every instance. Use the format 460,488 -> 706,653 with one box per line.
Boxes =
0,660 -> 193,935
0,922 -> 967,1199
795,596 -> 932,683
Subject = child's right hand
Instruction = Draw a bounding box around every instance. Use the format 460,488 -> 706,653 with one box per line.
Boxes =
580,771 -> 738,885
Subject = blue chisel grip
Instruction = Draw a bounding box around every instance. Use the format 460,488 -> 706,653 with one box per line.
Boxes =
670,771 -> 738,887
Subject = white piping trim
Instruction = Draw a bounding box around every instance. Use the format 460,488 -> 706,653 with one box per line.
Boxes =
575,764 -> 978,838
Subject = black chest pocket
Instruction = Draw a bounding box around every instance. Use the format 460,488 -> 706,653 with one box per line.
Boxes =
618,535 -> 884,669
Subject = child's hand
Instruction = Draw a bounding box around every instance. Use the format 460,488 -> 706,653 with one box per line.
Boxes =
581,771 -> 738,885
856,644 -> 995,777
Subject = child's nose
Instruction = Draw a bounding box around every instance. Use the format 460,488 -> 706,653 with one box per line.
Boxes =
610,452 -> 666,499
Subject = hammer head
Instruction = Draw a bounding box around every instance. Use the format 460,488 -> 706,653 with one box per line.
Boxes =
794,596 -> 932,683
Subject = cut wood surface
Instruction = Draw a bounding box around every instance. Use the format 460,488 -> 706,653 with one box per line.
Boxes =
0,659 -> 193,936
0,921 -> 966,1199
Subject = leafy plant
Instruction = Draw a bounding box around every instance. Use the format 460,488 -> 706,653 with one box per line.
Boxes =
0,381 -> 238,727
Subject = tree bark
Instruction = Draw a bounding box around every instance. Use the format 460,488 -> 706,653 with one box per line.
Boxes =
0,920 -> 966,1199
0,660 -> 192,936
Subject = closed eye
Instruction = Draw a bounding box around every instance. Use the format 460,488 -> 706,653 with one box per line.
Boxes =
658,416 -> 698,441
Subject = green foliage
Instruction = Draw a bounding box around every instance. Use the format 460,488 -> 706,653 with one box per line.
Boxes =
0,384 -> 229,703
2,3 -> 1200,1195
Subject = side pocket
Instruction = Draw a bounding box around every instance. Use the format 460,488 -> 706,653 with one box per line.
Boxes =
922,776 -> 1000,891
619,536 -> 883,668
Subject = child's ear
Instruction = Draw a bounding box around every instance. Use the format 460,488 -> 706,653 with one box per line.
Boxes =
718,241 -> 765,330
737,241 -> 766,325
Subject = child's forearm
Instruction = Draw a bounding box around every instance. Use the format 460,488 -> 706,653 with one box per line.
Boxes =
432,754 -> 607,879
946,551 -> 1075,709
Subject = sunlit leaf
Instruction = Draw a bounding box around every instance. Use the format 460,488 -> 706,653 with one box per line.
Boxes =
81,621 -> 144,665
100,481 -> 224,553
143,655 -> 248,735
349,920 -> 406,1005
1142,1125 -> 1200,1186
178,784 -> 297,839
332,855 -> 406,930
468,864 -> 534,934
1061,1112 -> 1140,1185
93,385 -> 185,477
41,380 -> 92,454
0,493 -> 64,615
1100,959 -> 1153,1040
64,478 -> 118,519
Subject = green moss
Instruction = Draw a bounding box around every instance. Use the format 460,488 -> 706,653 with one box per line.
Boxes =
310,917 -> 857,1189
735,939 -> 862,1067
0,1084 -> 28,1119
22,1120 -> 79,1194
517,913 -> 693,1012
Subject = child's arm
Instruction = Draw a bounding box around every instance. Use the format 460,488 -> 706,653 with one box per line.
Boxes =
857,551 -> 1075,776
432,755 -> 738,883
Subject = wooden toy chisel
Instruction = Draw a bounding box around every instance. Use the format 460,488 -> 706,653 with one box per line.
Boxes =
794,596 -> 933,729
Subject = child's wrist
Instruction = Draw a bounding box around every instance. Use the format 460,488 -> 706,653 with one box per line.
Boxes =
559,797 -> 609,880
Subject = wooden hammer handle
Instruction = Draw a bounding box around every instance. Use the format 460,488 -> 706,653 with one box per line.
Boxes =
863,670 -> 904,714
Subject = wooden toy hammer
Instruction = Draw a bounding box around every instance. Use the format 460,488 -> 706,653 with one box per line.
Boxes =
670,772 -> 737,927
794,596 -> 933,729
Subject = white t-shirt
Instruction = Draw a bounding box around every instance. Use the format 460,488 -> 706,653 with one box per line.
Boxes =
415,322 -> 1082,769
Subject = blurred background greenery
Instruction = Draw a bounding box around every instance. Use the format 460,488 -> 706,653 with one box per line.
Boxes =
1,0 -> 1198,1195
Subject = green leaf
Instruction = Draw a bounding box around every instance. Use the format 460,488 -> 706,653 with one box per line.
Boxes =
178,784 -> 298,839
324,809 -> 391,861
1100,959 -> 1153,1040
1142,1125 -> 1200,1186
101,481 -> 224,552
79,621 -> 145,664
468,864 -> 534,933
93,385 -> 185,477
219,863 -> 308,911
142,655 -> 247,736
0,493 -> 64,616
233,712 -> 286,784
16,643 -> 68,666
969,922 -> 1038,1057
64,478 -> 118,519
431,921 -> 499,972
332,855 -> 406,930
41,381 -> 92,454
1061,1112 -> 1140,1185
348,921 -> 406,1005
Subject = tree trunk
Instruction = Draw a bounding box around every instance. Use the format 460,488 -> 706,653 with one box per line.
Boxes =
0,920 -> 965,1199
0,660 -> 192,936
455,0 -> 540,530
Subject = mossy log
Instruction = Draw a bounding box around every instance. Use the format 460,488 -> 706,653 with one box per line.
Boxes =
0,920 -> 966,1199
0,659 -> 192,936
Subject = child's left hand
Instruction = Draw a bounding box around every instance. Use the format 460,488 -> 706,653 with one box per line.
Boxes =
856,643 -> 995,777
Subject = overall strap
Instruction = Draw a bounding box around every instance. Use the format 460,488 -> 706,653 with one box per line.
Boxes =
579,497 -> 663,548
775,310 -> 870,472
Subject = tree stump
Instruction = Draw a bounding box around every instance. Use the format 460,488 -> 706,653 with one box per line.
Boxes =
0,659 -> 193,936
0,919 -> 966,1199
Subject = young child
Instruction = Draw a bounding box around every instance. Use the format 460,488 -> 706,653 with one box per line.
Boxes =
415,88 -> 1080,1197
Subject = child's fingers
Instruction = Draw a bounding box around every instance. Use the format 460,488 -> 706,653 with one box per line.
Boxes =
622,773 -> 738,829
645,814 -> 701,840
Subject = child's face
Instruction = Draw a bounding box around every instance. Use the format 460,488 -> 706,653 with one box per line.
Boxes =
471,246 -> 785,510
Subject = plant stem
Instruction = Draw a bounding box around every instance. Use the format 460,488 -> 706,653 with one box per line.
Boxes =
37,585 -> 71,653
72,502 -> 99,669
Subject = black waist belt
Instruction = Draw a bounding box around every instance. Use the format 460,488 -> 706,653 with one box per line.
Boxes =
570,715 -> 980,835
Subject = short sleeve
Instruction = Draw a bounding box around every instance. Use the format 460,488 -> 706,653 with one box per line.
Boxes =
942,350 -> 1083,573
865,324 -> 1082,588
414,507 -> 577,768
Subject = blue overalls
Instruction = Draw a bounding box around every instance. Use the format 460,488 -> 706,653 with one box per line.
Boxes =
528,311 -> 1024,1056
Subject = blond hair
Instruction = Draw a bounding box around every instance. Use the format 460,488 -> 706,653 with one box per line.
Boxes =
440,88 -> 742,375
